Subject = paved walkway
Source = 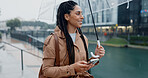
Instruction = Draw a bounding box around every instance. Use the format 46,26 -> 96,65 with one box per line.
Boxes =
0,34 -> 42,78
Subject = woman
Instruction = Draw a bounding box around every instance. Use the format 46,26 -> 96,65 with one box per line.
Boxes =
42,1 -> 105,78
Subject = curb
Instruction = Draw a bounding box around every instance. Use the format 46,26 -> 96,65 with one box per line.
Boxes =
88,41 -> 127,47
88,41 -> 148,50
128,45 -> 148,50
101,43 -> 127,47
101,43 -> 148,50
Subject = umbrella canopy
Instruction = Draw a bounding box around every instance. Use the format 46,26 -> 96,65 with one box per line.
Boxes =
38,0 -> 69,24
38,0 -> 132,24
38,0 -> 132,46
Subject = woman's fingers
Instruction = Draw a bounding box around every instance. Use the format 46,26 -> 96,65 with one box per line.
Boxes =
95,50 -> 105,55
95,50 -> 105,54
81,64 -> 94,72
99,54 -> 105,57
79,61 -> 90,68
79,61 -> 87,64
87,64 -> 94,70
99,51 -> 105,54
95,45 -> 105,58
79,64 -> 89,68
77,61 -> 90,68
79,61 -> 94,69
73,61 -> 93,72
73,60 -> 98,73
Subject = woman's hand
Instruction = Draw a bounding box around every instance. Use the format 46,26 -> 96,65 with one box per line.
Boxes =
95,45 -> 105,59
71,61 -> 93,73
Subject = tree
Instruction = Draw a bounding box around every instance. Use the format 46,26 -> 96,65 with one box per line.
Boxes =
6,18 -> 21,31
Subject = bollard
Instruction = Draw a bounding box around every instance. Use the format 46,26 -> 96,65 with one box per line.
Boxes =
21,50 -> 24,71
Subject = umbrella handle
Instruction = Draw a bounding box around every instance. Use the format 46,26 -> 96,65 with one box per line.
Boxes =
97,40 -> 100,48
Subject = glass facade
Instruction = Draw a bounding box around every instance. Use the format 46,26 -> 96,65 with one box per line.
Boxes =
73,0 -> 118,26
72,0 -> 148,35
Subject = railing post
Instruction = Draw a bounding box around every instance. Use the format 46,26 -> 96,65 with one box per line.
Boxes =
21,50 -> 24,71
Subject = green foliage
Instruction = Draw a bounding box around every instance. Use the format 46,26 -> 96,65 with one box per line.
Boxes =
104,38 -> 128,45
6,18 -> 21,31
21,21 -> 47,26
21,21 -> 54,29
118,35 -> 148,46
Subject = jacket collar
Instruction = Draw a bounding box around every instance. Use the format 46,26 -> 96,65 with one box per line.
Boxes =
54,26 -> 65,39
54,26 -> 81,41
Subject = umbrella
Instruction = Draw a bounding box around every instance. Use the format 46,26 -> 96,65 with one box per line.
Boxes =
38,0 -> 132,42
37,0 -> 69,24
38,0 -> 132,59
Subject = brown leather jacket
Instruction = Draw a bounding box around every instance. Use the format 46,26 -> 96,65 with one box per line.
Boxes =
42,26 -> 92,78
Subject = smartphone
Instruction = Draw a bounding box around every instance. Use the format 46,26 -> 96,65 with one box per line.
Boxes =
87,59 -> 99,65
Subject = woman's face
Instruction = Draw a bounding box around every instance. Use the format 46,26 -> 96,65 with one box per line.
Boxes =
65,5 -> 84,28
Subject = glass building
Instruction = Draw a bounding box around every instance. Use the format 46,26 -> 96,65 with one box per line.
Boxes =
73,0 -> 148,35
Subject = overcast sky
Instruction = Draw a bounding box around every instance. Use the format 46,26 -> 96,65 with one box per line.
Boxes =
0,0 -> 69,24
0,0 -> 42,21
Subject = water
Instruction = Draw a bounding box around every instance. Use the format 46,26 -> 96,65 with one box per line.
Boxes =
37,37 -> 148,78
88,44 -> 148,78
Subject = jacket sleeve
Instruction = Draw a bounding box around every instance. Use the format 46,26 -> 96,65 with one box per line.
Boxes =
42,39 -> 76,77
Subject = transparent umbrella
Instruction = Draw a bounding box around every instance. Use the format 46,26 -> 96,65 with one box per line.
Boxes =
38,0 -> 132,23
37,0 -> 69,24
38,0 -> 132,46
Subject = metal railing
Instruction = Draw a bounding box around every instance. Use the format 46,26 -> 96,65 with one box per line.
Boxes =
2,41 -> 42,71
10,32 -> 45,51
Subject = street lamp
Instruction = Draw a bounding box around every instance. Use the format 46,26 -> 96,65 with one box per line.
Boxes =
130,19 -> 133,25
